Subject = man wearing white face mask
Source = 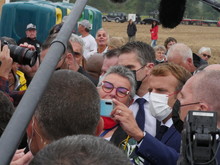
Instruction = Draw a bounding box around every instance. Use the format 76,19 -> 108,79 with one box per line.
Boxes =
112,63 -> 191,164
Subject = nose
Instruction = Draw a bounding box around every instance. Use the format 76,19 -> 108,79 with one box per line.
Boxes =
109,88 -> 117,98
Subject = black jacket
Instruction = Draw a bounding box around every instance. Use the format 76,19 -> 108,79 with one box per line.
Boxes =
127,23 -> 137,37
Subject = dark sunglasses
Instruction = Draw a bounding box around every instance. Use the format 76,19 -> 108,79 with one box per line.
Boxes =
202,54 -> 211,59
101,81 -> 130,98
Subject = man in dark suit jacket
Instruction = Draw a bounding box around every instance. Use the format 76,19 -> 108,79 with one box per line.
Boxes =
112,63 -> 192,164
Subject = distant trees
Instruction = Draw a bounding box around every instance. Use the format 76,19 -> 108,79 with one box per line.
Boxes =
10,0 -> 220,20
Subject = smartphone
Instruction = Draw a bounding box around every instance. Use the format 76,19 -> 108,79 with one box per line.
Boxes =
100,99 -> 115,117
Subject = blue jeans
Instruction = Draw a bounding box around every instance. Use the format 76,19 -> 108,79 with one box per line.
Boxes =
151,40 -> 157,47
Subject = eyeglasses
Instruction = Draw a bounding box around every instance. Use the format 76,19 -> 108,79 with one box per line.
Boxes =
101,81 -> 130,98
202,54 -> 211,59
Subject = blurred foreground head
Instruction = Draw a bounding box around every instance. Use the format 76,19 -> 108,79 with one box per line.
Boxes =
27,70 -> 102,155
30,135 -> 132,165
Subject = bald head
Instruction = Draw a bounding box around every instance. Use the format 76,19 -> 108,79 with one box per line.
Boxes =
167,43 -> 192,62
167,43 -> 195,72
192,70 -> 220,126
179,70 -> 220,127
204,64 -> 220,71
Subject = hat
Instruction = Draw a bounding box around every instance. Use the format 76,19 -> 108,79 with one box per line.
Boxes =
78,20 -> 92,30
26,23 -> 36,31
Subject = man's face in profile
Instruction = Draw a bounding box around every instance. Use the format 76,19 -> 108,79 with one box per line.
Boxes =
178,76 -> 200,121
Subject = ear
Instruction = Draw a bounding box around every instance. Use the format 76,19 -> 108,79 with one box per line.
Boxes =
199,102 -> 209,111
146,63 -> 154,69
186,58 -> 193,65
95,117 -> 104,136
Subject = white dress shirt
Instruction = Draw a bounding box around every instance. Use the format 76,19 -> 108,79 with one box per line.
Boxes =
161,118 -> 173,128
129,93 -> 157,137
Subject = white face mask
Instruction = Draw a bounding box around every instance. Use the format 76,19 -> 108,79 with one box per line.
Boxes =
149,92 -> 172,122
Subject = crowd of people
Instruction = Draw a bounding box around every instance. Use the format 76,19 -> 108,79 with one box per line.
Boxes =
0,18 -> 219,165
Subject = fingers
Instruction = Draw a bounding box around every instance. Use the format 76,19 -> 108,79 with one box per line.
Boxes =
117,110 -> 122,114
15,149 -> 25,154
10,151 -> 33,165
0,45 -> 13,79
11,149 -> 25,161
19,43 -> 36,51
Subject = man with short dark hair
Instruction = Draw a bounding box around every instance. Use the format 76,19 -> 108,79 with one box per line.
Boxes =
27,70 -> 101,155
10,70 -> 103,164
118,41 -> 156,136
30,135 -> 132,165
17,23 -> 41,54
101,48 -> 120,75
78,19 -> 97,60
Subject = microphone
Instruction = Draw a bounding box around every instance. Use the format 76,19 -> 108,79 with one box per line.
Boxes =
159,0 -> 187,28
109,0 -> 127,3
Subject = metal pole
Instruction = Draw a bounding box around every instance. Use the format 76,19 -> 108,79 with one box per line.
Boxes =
0,0 -> 88,164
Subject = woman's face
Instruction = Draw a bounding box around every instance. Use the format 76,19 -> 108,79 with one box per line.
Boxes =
155,50 -> 165,61
199,51 -> 211,61
167,41 -> 176,50
98,73 -> 132,106
96,30 -> 108,47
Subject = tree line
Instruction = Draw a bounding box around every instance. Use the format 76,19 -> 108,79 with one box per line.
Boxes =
11,0 -> 220,20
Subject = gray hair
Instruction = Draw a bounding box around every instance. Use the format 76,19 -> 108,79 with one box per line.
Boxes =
198,47 -> 211,55
167,43 -> 192,62
30,135 -> 132,165
99,65 -> 136,98
95,28 -> 109,42
69,33 -> 84,55
154,45 -> 166,52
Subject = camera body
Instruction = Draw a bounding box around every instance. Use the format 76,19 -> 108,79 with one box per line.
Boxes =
178,111 -> 219,165
1,39 -> 38,67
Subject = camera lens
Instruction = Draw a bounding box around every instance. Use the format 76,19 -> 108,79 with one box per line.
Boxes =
8,44 -> 38,67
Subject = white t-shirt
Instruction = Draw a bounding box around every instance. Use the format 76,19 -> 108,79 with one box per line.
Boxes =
81,34 -> 97,60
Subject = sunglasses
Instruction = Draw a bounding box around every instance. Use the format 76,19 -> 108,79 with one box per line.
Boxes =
101,81 -> 130,98
202,54 -> 211,59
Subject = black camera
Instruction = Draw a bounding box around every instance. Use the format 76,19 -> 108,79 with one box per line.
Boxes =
1,40 -> 38,67
178,111 -> 220,165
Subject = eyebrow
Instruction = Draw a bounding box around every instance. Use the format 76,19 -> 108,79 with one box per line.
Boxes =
155,88 -> 168,92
